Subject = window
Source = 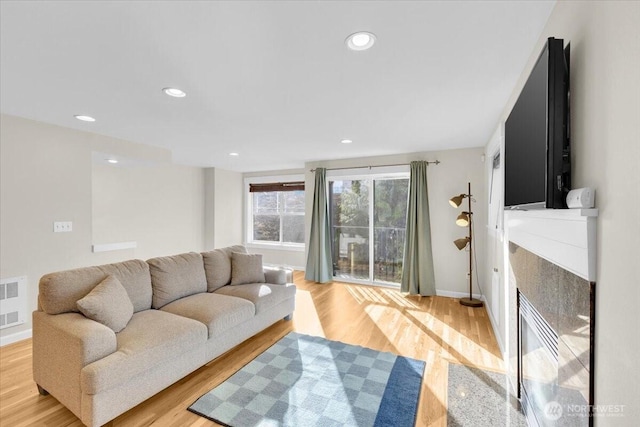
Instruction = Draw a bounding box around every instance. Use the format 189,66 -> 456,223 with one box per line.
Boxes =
245,176 -> 305,247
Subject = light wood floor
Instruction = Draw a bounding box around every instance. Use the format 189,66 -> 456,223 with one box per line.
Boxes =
0,272 -> 504,426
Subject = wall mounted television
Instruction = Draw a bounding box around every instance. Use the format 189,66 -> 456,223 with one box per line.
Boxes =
505,37 -> 571,209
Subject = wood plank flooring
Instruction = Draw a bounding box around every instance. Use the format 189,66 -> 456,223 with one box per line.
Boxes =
0,272 -> 504,426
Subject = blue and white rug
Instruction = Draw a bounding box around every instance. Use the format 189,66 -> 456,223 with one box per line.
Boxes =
189,332 -> 425,427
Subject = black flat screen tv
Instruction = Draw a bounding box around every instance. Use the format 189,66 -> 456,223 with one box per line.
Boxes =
505,37 -> 571,209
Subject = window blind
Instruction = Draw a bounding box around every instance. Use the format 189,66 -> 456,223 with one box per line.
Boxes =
249,182 -> 305,193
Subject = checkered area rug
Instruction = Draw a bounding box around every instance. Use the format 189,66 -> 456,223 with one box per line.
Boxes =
189,332 -> 425,427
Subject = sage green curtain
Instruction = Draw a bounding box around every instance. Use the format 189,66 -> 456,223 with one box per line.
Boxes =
305,168 -> 333,283
401,161 -> 436,295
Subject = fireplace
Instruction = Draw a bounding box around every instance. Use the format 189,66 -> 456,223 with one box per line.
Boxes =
519,291 -> 560,426
506,209 -> 597,427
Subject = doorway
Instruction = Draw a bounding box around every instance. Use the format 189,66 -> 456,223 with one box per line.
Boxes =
328,172 -> 409,286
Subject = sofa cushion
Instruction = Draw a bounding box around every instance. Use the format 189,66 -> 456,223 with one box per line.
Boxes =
230,252 -> 266,286
161,293 -> 255,339
80,310 -> 207,395
76,275 -> 133,332
202,245 -> 248,291
147,252 -> 207,309
215,283 -> 296,314
39,259 -> 152,315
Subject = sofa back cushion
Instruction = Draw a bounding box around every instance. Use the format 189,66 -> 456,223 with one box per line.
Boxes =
147,252 -> 207,308
202,245 -> 247,292
39,259 -> 152,315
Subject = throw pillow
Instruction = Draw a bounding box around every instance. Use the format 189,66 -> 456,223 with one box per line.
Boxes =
76,275 -> 134,332
230,252 -> 266,286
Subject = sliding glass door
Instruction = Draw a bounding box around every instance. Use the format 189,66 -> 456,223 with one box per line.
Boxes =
329,172 -> 409,286
373,178 -> 409,283
330,179 -> 370,280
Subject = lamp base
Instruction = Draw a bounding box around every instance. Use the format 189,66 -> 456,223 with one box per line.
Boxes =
460,297 -> 484,308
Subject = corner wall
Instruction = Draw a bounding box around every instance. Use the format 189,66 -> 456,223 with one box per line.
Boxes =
213,168 -> 243,249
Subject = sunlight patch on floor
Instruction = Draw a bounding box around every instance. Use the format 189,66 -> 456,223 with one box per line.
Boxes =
359,301 -> 501,369
381,288 -> 420,308
345,283 -> 419,309
292,289 -> 325,338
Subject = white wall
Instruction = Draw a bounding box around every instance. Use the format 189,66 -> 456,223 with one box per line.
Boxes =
305,148 -> 486,296
92,162 -> 204,258
486,1 -> 640,422
0,114 -> 206,342
250,247 -> 306,271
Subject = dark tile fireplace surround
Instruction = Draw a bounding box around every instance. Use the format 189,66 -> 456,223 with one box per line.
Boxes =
510,242 -> 595,427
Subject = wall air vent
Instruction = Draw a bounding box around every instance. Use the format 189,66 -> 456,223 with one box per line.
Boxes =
0,276 -> 28,330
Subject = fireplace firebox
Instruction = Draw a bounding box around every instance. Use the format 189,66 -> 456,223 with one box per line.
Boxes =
519,291 -> 560,426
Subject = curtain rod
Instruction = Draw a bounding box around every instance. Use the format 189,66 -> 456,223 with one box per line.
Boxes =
310,160 -> 440,173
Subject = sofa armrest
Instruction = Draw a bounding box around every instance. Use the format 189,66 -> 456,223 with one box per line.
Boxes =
32,311 -> 117,414
263,267 -> 293,285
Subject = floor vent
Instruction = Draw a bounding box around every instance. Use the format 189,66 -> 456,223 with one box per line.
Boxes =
0,276 -> 27,330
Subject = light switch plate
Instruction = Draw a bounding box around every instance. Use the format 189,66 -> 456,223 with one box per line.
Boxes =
53,221 -> 72,232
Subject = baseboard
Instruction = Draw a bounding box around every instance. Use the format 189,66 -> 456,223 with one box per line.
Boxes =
436,289 -> 483,300
484,302 -> 506,358
0,328 -> 32,347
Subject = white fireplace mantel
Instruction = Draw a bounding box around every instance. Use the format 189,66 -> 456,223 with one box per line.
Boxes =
505,208 -> 598,281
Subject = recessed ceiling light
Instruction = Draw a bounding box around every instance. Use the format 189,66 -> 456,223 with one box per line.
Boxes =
106,159 -> 118,164
229,152 -> 239,156
162,87 -> 186,98
74,115 -> 96,122
340,139 -> 353,144
346,32 -> 376,51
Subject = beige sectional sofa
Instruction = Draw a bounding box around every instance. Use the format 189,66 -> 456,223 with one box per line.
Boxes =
32,245 -> 296,427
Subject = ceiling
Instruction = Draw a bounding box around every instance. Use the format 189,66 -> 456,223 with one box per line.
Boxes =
0,1 -> 555,172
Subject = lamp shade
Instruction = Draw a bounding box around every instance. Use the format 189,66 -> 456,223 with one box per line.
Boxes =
456,212 -> 470,227
449,194 -> 465,208
454,237 -> 470,250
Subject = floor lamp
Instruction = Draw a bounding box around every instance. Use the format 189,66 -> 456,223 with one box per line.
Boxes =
449,182 -> 483,308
